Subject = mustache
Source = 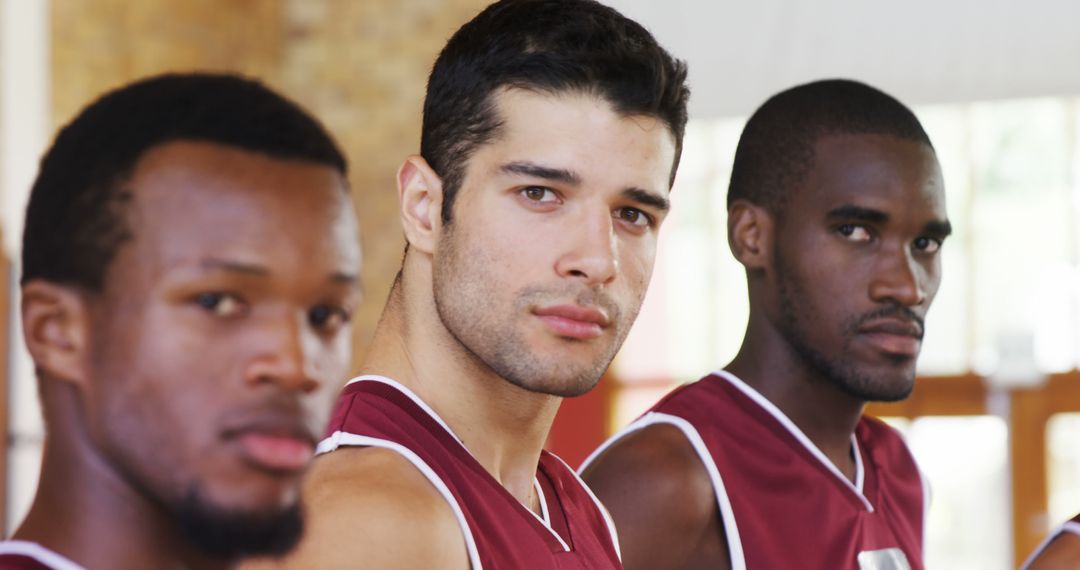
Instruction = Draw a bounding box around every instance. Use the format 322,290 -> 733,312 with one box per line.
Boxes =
516,285 -> 622,322
851,305 -> 925,339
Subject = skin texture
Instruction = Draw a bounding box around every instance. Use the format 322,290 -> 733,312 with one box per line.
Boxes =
583,133 -> 950,570
16,141 -> 360,570
258,88 -> 677,569
1027,532 -> 1080,570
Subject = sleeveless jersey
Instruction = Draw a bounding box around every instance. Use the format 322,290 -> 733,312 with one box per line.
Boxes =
1022,513 -> 1080,569
582,370 -> 927,570
0,542 -> 84,570
319,375 -> 622,570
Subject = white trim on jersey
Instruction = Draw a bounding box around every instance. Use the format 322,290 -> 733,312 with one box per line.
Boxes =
0,540 -> 86,570
326,376 -> 577,557
712,369 -> 875,512
534,478 -> 551,526
318,431 -> 485,570
1021,520 -> 1080,570
549,453 -> 623,561
343,375 -> 465,444
919,466 -> 932,553
579,412 -> 747,570
525,478 -> 571,552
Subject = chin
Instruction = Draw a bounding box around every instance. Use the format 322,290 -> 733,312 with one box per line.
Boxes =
172,482 -> 305,562
506,369 -> 602,398
202,469 -> 303,514
851,371 -> 916,403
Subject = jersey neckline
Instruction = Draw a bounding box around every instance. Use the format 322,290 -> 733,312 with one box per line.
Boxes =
712,369 -> 874,512
339,374 -> 575,551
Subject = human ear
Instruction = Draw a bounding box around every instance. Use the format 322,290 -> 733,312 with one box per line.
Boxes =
727,199 -> 773,271
20,280 -> 91,387
397,155 -> 444,255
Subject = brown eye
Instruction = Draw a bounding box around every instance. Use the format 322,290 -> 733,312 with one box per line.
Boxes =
309,305 -> 351,332
837,224 -> 872,242
913,236 -> 941,254
616,207 -> 650,228
194,292 -> 247,317
520,186 -> 557,203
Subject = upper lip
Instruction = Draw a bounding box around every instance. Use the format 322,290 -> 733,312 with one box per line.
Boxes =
221,412 -> 317,446
533,304 -> 611,327
858,317 -> 923,339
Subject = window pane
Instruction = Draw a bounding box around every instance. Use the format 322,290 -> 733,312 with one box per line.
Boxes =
969,99 -> 1076,374
1047,413 -> 1080,526
902,416 -> 1011,570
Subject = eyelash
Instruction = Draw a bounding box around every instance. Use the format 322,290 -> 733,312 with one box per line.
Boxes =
835,225 -> 944,254
308,305 -> 352,333
519,187 -> 655,229
192,292 -> 352,332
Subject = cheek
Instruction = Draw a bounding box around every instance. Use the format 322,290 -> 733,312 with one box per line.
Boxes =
620,248 -> 654,300
312,335 -> 353,386
922,258 -> 944,299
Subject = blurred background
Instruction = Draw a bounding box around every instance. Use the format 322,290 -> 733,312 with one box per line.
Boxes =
1,1 -> 1079,568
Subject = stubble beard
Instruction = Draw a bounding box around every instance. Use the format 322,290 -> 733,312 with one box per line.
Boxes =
432,226 -> 628,398
101,405 -> 305,563
171,485 -> 304,562
775,262 -> 915,403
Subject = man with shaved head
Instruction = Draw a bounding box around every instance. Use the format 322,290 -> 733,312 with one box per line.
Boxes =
582,79 -> 951,570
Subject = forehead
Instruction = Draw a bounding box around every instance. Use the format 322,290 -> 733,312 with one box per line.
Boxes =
116,140 -> 358,277
465,88 -> 677,189
795,133 -> 946,217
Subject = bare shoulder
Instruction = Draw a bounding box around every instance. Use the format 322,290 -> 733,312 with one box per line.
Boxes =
582,422 -> 729,570
245,446 -> 469,570
1028,532 -> 1080,570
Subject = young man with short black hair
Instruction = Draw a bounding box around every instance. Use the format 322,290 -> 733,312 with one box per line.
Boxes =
272,1 -> 690,568
2,73 -> 361,570
582,79 -> 950,570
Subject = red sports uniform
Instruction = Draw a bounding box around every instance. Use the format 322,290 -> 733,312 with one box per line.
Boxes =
320,375 -> 623,570
0,542 -> 83,570
582,370 -> 927,570
1022,513 -> 1080,569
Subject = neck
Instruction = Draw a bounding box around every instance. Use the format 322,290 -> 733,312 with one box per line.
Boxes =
725,314 -> 865,481
14,388 -> 226,570
361,272 -> 560,509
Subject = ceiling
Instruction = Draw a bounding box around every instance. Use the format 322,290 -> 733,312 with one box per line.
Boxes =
604,0 -> 1080,119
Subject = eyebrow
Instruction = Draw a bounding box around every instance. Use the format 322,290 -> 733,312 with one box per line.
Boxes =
502,161 -> 669,212
923,219 -> 953,239
200,259 -> 269,276
624,187 -> 670,212
200,258 -> 359,285
501,161 -> 581,186
826,205 -> 953,238
825,205 -> 889,224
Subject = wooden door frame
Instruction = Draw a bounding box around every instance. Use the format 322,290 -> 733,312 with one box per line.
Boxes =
868,371 -> 1080,569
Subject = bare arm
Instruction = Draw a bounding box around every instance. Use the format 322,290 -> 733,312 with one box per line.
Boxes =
581,424 -> 730,570
1028,532 -> 1080,570
243,446 -> 470,570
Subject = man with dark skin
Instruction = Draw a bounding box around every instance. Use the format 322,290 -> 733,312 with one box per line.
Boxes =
0,74 -> 360,569
582,79 -> 951,570
1025,515 -> 1080,569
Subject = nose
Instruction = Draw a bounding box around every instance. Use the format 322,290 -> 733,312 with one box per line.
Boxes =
554,207 -> 618,286
869,245 -> 927,308
243,311 -> 322,394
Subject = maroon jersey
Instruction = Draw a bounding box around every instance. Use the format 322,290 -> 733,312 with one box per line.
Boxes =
0,542 -> 84,570
1022,513 -> 1080,569
582,370 -> 926,570
319,375 -> 622,570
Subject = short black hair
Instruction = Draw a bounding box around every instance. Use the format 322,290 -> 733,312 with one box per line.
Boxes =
21,72 -> 347,290
421,0 -> 690,223
728,79 -> 933,214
